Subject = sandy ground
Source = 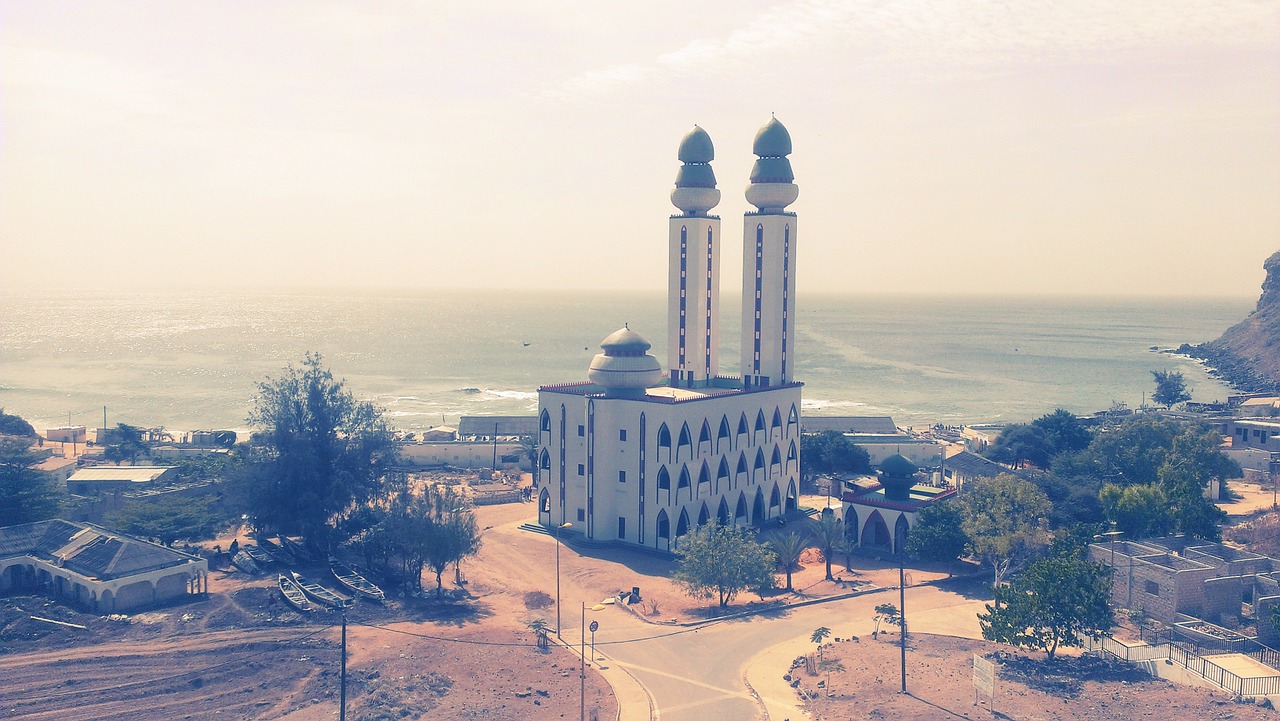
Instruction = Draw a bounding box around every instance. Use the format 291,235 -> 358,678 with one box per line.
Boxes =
5,484 -> 1279,721
1222,479 -> 1280,517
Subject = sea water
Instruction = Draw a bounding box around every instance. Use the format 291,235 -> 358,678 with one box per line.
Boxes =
0,289 -> 1252,434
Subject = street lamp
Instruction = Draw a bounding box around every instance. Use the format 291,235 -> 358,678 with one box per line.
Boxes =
555,522 -> 572,640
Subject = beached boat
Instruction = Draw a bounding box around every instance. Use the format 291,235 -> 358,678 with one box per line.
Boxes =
278,574 -> 312,612
257,537 -> 295,566
329,558 -> 385,603
232,551 -> 261,575
291,571 -> 350,609
278,536 -> 316,564
243,545 -> 273,565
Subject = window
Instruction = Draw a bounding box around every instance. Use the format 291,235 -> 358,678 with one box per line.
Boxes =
577,463 -> 585,476
578,425 -> 585,437
619,429 -> 627,441
1144,580 -> 1160,596
618,470 -> 626,483
577,508 -> 585,522
617,517 -> 626,539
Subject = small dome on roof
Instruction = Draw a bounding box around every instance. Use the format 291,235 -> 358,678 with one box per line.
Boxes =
677,125 -> 714,164
753,117 -> 792,157
600,325 -> 652,353
879,454 -> 917,478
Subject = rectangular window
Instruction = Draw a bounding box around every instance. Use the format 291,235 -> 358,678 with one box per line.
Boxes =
618,517 -> 626,539
1144,580 -> 1160,596
578,425 -> 585,437
619,429 -> 627,441
618,470 -> 626,483
577,463 -> 585,476
577,508 -> 585,522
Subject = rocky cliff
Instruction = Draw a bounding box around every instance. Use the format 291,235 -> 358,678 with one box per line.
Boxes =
1181,251 -> 1280,393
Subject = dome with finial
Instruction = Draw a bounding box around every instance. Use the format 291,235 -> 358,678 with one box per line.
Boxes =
745,116 -> 798,212
877,454 -> 918,502
588,325 -> 662,397
671,125 -> 721,216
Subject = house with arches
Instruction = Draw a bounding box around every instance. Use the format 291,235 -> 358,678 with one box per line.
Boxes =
0,519 -> 208,612
537,119 -> 804,552
841,454 -> 956,555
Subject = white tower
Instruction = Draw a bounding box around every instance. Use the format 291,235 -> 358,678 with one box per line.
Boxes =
741,117 -> 799,387
668,126 -> 722,388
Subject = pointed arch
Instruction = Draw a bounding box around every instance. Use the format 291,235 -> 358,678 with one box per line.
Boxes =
736,452 -> 749,486
716,457 -> 730,492
538,487 -> 551,524
657,466 -> 671,491
717,416 -> 732,453
771,407 -> 783,440
787,404 -> 799,437
844,506 -> 859,543
717,497 -> 730,525
539,409 -> 551,432
752,487 -> 766,523
539,448 -> 551,470
676,508 -> 691,538
735,492 -> 749,523
769,482 -> 781,510
770,445 -> 783,476
677,422 -> 693,462
697,461 -> 711,492
753,447 -> 766,483
657,423 -> 672,462
754,410 -> 767,445
698,502 -> 710,526
657,509 -> 671,545
785,478 -> 798,512
678,465 -> 691,492
861,510 -> 891,549
698,420 -> 713,455
786,440 -> 798,473
894,515 -> 911,554
737,413 -> 750,445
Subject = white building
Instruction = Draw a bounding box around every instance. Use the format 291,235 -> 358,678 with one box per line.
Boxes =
537,119 -> 804,551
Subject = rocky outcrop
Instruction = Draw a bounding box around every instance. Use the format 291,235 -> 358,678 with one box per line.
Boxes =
1180,251 -> 1280,393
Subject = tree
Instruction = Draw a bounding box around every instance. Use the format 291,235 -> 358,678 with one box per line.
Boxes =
770,531 -> 808,591
1030,409 -> 1092,455
960,473 -> 1052,594
0,411 -> 36,437
0,437 -> 62,526
986,424 -> 1052,469
1099,483 -> 1173,539
873,602 -> 901,637
810,626 -> 831,661
103,423 -> 147,465
672,524 -> 777,607
978,545 -> 1114,659
811,514 -> 846,581
244,353 -> 398,550
1152,370 -> 1191,409
800,431 -> 872,485
106,495 -> 223,546
904,500 -> 969,570
421,486 -> 482,598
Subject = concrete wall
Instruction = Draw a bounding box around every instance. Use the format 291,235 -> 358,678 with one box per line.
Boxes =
398,441 -> 528,470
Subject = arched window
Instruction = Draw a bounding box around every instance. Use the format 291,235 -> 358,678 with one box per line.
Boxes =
753,448 -> 766,482
717,416 -> 732,453
677,423 -> 693,461
698,502 -> 710,526
786,441 -> 798,472
717,498 -> 730,525
539,487 -> 551,514
676,509 -> 690,537
754,410 -> 767,440
752,488 -> 766,522
698,462 -> 710,488
539,409 -> 551,433
770,445 -> 782,475
737,413 -> 750,444
539,448 -> 551,470
735,492 -> 748,521
771,407 -> 783,439
657,510 -> 670,539
657,466 -> 671,491
787,404 -> 799,436
657,423 -> 672,461
736,453 -> 749,482
895,515 -> 911,554
769,482 -> 781,509
678,466 -> 691,490
698,420 -> 712,455
716,457 -> 730,489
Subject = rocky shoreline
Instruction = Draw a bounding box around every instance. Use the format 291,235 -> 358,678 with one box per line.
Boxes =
1178,251 -> 1280,396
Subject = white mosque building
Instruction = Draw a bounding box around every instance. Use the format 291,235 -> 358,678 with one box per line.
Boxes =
536,118 -> 803,551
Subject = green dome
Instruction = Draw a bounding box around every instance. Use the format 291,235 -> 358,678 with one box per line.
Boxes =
752,117 -> 792,157
879,454 -> 917,479
675,163 -> 717,189
677,126 -> 714,164
749,157 -> 794,184
600,326 -> 652,354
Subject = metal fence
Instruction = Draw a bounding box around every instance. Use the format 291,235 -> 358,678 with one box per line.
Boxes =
1088,634 -> 1280,698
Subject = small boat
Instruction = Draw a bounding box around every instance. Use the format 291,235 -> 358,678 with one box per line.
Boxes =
291,571 -> 350,609
243,545 -> 273,565
279,574 -> 312,612
330,558 -> 385,603
232,551 -> 260,575
278,536 -> 316,564
258,537 -> 295,566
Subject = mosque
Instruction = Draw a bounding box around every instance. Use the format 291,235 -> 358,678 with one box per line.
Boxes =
536,118 -> 803,551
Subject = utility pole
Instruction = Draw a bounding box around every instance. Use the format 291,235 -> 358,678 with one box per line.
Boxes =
340,612 -> 347,721
492,422 -> 499,472
899,550 -> 907,694
580,602 -> 586,721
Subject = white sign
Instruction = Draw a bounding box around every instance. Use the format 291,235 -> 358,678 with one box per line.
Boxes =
973,654 -> 996,700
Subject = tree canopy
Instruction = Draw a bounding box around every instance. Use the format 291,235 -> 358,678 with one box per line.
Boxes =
244,353 -> 398,549
800,431 -> 872,481
986,410 -> 1092,470
1151,370 -> 1192,409
960,473 -> 1052,592
106,495 -> 224,546
979,544 -> 1114,659
0,411 -> 37,438
672,524 -> 777,607
0,437 -> 62,526
103,423 -> 147,465
904,499 -> 969,567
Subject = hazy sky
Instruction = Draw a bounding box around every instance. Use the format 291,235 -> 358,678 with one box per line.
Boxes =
2,1 -> 1278,296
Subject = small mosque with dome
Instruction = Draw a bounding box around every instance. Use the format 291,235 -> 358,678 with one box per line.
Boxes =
535,118 -> 804,550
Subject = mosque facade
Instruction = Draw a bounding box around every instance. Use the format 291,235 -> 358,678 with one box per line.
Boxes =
536,118 -> 803,551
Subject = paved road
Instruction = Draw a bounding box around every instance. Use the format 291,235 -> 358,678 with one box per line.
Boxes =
574,585 -> 986,721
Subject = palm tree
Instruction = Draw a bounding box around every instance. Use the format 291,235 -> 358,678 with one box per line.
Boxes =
812,515 -> 845,581
811,626 -> 832,664
770,532 -> 808,592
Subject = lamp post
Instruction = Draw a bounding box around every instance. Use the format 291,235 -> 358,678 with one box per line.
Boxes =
580,601 -> 587,721
898,549 -> 907,695
555,522 -> 572,640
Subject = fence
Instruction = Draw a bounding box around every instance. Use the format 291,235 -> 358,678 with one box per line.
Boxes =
1089,633 -> 1280,698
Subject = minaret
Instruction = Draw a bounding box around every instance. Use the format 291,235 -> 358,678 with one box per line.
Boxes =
741,116 -> 799,387
668,126 -> 723,388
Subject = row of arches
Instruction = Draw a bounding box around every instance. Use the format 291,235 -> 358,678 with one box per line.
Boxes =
653,442 -> 796,498
654,480 -> 799,550
842,506 -> 910,554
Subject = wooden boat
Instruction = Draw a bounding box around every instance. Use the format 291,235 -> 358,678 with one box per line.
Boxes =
278,574 -> 312,612
291,571 -> 350,609
278,536 -> 316,564
257,537 -> 295,566
232,551 -> 260,575
330,558 -> 385,603
243,545 -> 273,565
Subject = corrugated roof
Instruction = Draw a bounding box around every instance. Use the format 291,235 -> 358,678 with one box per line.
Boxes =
944,450 -> 1009,479
800,416 -> 898,434
0,519 -> 198,580
67,466 -> 174,483
457,416 -> 538,437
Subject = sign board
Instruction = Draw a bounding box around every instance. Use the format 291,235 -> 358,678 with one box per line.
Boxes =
589,620 -> 599,633
973,654 -> 996,706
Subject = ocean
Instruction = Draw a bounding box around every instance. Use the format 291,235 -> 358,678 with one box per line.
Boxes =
0,289 -> 1252,435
